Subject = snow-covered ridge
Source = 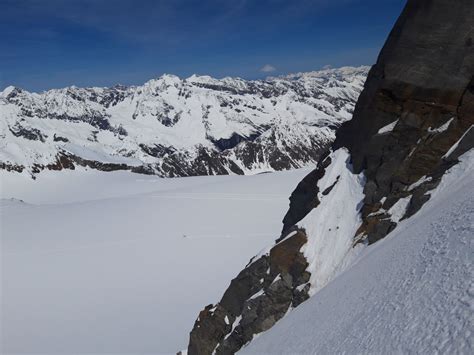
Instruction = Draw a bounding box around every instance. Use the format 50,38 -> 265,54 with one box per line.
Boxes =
0,66 -> 368,177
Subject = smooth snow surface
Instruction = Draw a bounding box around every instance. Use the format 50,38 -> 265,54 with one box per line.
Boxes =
242,150 -> 474,354
1,168 -> 309,354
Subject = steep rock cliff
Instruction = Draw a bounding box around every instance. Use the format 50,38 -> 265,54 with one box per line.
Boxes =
186,1 -> 474,353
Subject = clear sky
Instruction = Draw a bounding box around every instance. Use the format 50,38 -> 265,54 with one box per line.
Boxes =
1,0 -> 406,92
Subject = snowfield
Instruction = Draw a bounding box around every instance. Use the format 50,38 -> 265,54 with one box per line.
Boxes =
242,150 -> 474,354
2,152 -> 472,354
1,168 -> 309,353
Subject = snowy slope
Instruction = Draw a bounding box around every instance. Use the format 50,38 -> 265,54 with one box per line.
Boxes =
298,148 -> 366,296
0,66 -> 368,177
242,150 -> 474,354
0,167 -> 309,354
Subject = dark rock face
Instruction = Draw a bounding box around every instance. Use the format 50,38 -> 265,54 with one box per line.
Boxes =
211,132 -> 261,151
281,152 -> 331,236
188,231 -> 309,355
46,154 -> 76,171
9,123 -> 46,142
186,1 -> 474,353
136,132 -> 331,178
0,162 -> 25,173
139,143 -> 177,158
334,0 -> 474,243
53,134 -> 69,142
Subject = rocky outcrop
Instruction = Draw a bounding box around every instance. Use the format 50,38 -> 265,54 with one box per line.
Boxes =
281,152 -> 331,235
334,0 -> 474,243
186,1 -> 474,353
188,230 -> 310,355
282,0 -> 474,244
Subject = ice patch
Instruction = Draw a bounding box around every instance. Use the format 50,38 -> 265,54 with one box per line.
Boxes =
225,315 -> 243,340
443,125 -> 473,158
271,274 -> 282,284
377,119 -> 399,134
248,289 -> 265,301
427,117 -> 454,133
408,176 -> 432,191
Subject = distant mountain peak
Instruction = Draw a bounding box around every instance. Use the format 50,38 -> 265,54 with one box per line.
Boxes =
0,66 -> 369,177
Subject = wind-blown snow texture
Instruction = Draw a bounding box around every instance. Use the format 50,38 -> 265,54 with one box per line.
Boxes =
242,150 -> 474,354
0,167 -> 309,354
0,66 -> 368,177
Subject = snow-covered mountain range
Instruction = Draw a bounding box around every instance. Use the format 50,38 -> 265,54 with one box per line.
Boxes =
1,1 -> 473,353
0,66 -> 368,177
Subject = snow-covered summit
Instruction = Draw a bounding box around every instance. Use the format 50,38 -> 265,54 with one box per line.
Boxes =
1,86 -> 19,97
0,66 -> 369,177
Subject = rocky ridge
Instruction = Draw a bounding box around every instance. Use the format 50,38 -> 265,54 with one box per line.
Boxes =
186,1 -> 474,354
0,67 -> 368,177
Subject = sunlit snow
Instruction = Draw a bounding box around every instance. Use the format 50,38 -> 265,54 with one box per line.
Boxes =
1,167 -> 308,353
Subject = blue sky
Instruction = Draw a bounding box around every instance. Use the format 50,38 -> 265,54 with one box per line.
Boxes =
1,0 -> 406,92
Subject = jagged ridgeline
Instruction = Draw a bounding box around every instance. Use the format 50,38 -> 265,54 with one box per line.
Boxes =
0,67 -> 367,177
186,0 -> 474,353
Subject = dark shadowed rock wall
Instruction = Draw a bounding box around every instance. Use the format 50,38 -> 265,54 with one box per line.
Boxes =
186,1 -> 474,353
334,0 -> 474,243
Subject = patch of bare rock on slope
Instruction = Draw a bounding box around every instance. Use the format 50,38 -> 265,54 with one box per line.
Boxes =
184,0 -> 474,354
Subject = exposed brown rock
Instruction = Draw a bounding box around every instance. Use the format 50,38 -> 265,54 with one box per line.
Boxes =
186,1 -> 474,353
188,230 -> 309,355
47,154 -> 76,171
